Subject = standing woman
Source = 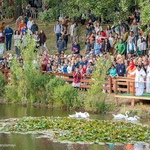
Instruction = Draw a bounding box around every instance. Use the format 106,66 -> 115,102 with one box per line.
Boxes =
130,65 -> 146,96
126,60 -> 136,94
106,25 -> 112,38
14,30 -> 21,56
73,22 -> 79,43
95,22 -> 102,34
146,62 -> 150,93
94,39 -> 101,55
72,68 -> 82,88
62,26 -> 69,48
39,29 -> 48,54
0,29 -> 5,54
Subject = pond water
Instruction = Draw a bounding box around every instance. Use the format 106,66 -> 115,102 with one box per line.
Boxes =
0,104 -> 149,150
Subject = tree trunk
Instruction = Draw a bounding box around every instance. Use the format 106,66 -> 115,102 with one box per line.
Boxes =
13,0 -> 23,20
14,6 -> 22,20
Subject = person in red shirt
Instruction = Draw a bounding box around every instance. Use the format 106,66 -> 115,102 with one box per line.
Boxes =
19,20 -> 27,32
72,68 -> 82,88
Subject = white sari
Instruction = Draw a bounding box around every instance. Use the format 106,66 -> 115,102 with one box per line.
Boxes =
130,69 -> 146,96
146,65 -> 150,93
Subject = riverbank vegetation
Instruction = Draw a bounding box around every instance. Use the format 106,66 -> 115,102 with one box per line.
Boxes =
1,117 -> 150,143
0,34 -> 111,113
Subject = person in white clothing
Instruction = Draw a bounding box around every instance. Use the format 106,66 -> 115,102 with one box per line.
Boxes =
146,62 -> 150,93
127,39 -> 136,58
27,17 -> 33,30
130,65 -> 146,96
69,22 -> 74,44
67,62 -> 72,73
14,30 -> 21,56
0,29 -> 4,54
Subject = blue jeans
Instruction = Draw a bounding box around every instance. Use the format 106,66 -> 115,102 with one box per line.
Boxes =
56,33 -> 62,43
6,38 -> 12,50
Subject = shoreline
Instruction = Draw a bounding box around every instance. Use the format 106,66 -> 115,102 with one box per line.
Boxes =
0,97 -> 150,120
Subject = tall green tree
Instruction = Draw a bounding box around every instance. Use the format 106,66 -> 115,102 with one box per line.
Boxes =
39,0 -> 136,23
139,0 -> 150,34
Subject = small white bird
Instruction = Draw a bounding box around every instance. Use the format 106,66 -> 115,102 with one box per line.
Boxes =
112,111 -> 129,120
126,115 -> 140,122
69,112 -> 89,119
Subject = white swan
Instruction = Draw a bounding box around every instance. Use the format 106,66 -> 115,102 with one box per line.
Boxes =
69,112 -> 89,119
126,115 -> 140,122
112,111 -> 129,120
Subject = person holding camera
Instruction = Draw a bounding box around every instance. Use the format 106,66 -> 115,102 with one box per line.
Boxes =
72,68 -> 82,88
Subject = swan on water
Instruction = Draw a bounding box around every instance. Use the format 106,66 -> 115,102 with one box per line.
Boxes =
112,111 -> 129,119
126,115 -> 140,122
69,112 -> 89,119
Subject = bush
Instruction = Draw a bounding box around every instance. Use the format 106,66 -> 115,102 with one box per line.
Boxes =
84,55 -> 112,113
53,84 -> 79,109
45,77 -> 66,105
0,72 -> 7,96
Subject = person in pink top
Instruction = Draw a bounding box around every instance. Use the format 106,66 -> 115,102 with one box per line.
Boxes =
72,68 -> 82,88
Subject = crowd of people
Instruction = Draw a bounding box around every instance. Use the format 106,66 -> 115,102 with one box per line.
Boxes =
0,7 -> 150,95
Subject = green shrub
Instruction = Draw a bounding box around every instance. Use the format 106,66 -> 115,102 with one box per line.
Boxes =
53,84 -> 79,109
84,55 -> 112,113
0,72 -> 7,96
45,77 -> 66,105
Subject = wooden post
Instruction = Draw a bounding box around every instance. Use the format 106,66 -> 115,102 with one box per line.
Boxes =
127,81 -> 130,94
131,99 -> 135,107
114,80 -> 118,95
109,76 -> 112,94
132,81 -> 135,96
131,81 -> 135,107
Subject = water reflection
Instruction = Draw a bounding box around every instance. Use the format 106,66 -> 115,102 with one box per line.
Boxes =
0,104 -> 149,150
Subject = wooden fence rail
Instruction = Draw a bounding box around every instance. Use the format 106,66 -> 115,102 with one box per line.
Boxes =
1,69 -> 150,106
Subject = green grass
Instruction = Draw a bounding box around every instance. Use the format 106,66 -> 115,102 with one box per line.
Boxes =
0,19 -> 87,56
119,93 -> 150,97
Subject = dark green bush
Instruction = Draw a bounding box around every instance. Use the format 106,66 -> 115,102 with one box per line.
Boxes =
53,84 -> 79,109
46,77 -> 66,105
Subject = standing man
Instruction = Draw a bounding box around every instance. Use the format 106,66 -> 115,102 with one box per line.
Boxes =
27,17 -> 33,30
4,25 -> 13,51
57,37 -> 66,54
54,21 -> 62,43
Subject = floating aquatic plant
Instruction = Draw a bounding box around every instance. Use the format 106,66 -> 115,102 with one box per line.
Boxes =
1,117 -> 150,144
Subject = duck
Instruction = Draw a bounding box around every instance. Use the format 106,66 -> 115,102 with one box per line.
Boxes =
126,115 -> 140,122
112,111 -> 129,120
69,112 -> 89,119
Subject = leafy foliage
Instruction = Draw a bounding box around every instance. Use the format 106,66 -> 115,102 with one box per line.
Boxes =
46,77 -> 66,105
84,55 -> 112,113
5,34 -> 50,103
139,0 -> 150,35
40,0 -> 136,24
53,84 -> 79,108
2,117 -> 150,143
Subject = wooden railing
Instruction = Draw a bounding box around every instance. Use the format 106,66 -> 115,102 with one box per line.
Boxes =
0,69 -> 135,94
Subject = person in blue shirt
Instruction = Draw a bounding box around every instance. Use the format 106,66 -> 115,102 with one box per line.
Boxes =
94,39 -> 101,55
109,64 -> 117,77
54,21 -> 62,43
63,64 -> 68,73
116,58 -> 126,77
4,25 -> 13,51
